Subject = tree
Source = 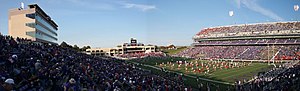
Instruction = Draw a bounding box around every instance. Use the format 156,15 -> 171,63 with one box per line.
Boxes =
60,41 -> 72,48
86,46 -> 91,49
60,42 -> 90,52
80,46 -> 91,51
73,45 -> 80,51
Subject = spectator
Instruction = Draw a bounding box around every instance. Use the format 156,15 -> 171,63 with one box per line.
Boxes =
34,60 -> 42,70
63,78 -> 80,91
0,34 -> 186,90
0,78 -> 15,91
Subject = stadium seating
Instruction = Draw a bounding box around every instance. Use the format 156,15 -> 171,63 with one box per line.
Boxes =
195,39 -> 300,45
175,45 -> 300,60
239,61 -> 300,90
0,34 -> 187,91
174,22 -> 300,90
196,22 -> 300,38
176,22 -> 300,61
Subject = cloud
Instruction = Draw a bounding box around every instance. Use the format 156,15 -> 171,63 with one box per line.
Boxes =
44,0 -> 156,12
122,3 -> 156,12
51,0 -> 116,11
234,0 -> 284,21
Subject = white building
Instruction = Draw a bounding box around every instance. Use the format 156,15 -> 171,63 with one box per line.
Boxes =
9,4 -> 58,44
86,38 -> 157,56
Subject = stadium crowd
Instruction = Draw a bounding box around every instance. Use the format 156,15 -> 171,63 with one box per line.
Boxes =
196,22 -> 300,38
196,39 -> 300,45
238,60 -> 300,91
0,34 -> 187,91
175,45 -> 300,60
172,21 -> 300,90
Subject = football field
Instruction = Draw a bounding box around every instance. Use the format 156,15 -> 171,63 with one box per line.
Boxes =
158,59 -> 272,83
128,57 -> 274,89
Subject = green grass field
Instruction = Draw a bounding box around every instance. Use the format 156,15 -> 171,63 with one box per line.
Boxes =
159,60 -> 272,83
128,56 -> 274,90
210,63 -> 271,82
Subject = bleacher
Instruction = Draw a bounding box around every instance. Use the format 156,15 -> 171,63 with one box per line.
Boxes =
0,34 -> 187,91
195,21 -> 300,38
175,21 -> 300,61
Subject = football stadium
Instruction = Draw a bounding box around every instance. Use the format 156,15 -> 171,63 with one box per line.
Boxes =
0,1 -> 300,91
128,21 -> 300,91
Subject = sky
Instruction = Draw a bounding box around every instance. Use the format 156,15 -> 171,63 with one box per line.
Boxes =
0,0 -> 299,48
